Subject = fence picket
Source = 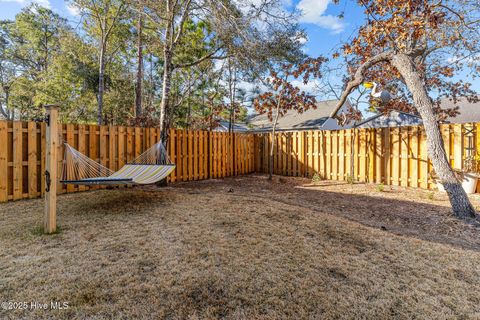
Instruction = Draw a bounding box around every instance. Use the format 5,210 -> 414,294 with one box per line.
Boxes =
12,122 -> 22,200
27,122 -> 37,198
0,122 -> 8,202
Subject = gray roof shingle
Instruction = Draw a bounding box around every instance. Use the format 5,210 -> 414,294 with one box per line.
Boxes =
248,99 -> 347,131
441,97 -> 480,123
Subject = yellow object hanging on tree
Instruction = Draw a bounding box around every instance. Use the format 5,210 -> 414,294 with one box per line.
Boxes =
363,81 -> 391,104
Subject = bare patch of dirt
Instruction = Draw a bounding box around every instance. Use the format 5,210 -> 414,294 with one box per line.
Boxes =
0,175 -> 479,319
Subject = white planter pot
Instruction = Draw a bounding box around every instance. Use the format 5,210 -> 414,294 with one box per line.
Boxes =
462,173 -> 478,194
436,173 -> 478,194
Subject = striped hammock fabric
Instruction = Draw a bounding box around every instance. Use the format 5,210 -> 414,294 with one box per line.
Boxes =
60,141 -> 175,186
63,164 -> 176,185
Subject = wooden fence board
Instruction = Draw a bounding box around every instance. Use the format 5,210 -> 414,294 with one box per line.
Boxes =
400,128 -> 409,187
40,123 -> 46,195
410,127 -> 419,188
27,122 -> 37,198
332,131 -> 338,181
78,125 -> 87,192
368,129 -> 375,183
0,122 -> 8,201
453,124 -> 463,170
12,122 -> 22,200
188,130 -> 193,180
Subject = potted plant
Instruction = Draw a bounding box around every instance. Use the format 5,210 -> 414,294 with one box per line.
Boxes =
431,155 -> 479,194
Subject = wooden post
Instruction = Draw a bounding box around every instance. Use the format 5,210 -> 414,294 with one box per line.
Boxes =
44,105 -> 59,234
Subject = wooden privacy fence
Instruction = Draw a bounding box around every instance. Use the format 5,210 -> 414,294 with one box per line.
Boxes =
2,120 -> 480,203
0,121 -> 255,202
254,124 -> 480,191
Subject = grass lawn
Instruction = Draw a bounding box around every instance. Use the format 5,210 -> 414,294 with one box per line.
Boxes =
1,175 -> 480,319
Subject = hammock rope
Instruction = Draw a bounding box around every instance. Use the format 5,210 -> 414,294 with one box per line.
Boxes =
62,144 -> 114,182
61,141 -> 175,185
129,141 -> 172,165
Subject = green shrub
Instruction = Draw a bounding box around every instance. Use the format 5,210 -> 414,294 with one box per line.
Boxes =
376,183 -> 385,192
312,172 -> 322,183
346,174 -> 354,184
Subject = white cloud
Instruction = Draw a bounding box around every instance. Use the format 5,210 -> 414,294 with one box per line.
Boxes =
0,0 -> 51,9
296,0 -> 345,34
0,0 -> 24,3
447,54 -> 480,64
290,79 -> 320,95
297,35 -> 308,45
66,3 -> 80,16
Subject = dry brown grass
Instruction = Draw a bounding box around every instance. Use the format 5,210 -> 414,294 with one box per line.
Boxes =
1,175 -> 480,319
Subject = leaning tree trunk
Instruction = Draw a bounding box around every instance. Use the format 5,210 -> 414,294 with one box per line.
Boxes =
392,53 -> 476,219
269,105 -> 281,180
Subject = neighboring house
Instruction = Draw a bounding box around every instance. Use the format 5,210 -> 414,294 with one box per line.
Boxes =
213,97 -> 480,132
440,97 -> 480,123
247,99 -> 354,132
213,120 -> 250,132
357,97 -> 480,128
356,110 -> 422,128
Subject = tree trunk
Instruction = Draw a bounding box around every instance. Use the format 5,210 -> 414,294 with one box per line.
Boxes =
156,60 -> 171,188
228,62 -> 236,133
1,89 -> 13,121
97,42 -> 106,125
159,53 -> 172,144
392,53 -> 476,219
135,13 -> 143,119
269,105 -> 281,180
186,72 -> 192,128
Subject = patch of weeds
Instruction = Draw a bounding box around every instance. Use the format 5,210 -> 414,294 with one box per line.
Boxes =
376,183 -> 385,192
427,192 -> 435,200
312,172 -> 322,183
29,225 -> 62,236
346,174 -> 354,184
278,177 -> 287,184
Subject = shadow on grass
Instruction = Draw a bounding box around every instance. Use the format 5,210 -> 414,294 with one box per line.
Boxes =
274,183 -> 480,252
58,188 -> 174,217
197,175 -> 480,252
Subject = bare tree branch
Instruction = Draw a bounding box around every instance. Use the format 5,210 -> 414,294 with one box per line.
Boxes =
329,51 -> 393,118
173,48 -> 228,69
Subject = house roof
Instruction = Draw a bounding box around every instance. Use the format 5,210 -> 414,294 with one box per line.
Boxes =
354,97 -> 480,128
215,120 -> 250,132
356,110 -> 422,128
440,97 -> 480,123
248,99 -> 348,132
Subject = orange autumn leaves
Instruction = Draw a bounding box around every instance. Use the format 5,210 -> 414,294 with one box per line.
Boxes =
253,57 -> 326,121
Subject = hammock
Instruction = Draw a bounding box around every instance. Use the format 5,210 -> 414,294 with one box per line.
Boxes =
60,141 -> 175,185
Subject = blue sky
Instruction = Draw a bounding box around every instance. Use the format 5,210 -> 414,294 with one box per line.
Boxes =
290,0 -> 366,57
0,0 -> 365,58
0,0 -> 74,19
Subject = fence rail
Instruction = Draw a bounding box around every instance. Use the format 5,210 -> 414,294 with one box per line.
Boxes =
0,121 -> 255,202
254,123 -> 480,191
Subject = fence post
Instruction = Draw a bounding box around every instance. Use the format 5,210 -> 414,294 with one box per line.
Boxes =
44,104 -> 59,234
